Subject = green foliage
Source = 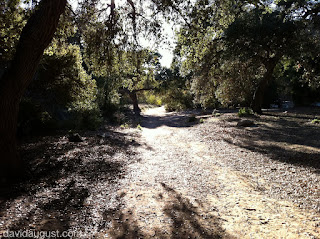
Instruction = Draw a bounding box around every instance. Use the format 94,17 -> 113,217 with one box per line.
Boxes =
19,41 -> 101,132
110,111 -> 130,125
159,66 -> 194,112
272,58 -> 320,106
238,107 -> 254,117
69,106 -> 102,130
224,9 -> 299,61
120,123 -> 130,129
18,98 -> 58,135
176,0 -> 320,110
190,77 -> 219,109
311,119 -> 320,124
7,0 -> 320,136
13,6 -> 104,134
138,91 -> 162,106
0,0 -> 26,63
96,76 -> 121,116
163,88 -> 193,112
121,50 -> 161,92
41,42 -> 96,106
87,47 -> 162,115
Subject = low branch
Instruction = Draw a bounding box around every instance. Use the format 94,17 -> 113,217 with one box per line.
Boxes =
119,87 -> 156,94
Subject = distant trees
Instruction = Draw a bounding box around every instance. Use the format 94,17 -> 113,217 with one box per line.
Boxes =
117,50 -> 161,115
158,62 -> 194,111
176,0 -> 320,113
223,9 -> 300,113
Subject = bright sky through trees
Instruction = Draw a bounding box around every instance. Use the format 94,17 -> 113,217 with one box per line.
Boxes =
139,22 -> 175,68
69,0 -> 175,67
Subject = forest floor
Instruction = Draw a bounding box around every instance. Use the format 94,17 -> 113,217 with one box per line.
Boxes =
1,106 -> 320,238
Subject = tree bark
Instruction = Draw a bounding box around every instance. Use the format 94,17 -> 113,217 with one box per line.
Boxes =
129,91 -> 141,115
0,0 -> 67,181
251,61 -> 277,114
119,88 -> 143,116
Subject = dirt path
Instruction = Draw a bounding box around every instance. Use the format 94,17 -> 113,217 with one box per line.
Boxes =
1,107 -> 320,238
102,107 -> 320,238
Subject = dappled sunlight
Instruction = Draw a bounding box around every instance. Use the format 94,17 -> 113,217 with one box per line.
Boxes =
140,106 -> 205,129
0,128 -> 142,237
101,182 -> 232,238
2,0 -> 320,238
1,107 -> 320,238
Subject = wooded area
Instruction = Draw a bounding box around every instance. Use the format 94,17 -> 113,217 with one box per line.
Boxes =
0,0 -> 320,238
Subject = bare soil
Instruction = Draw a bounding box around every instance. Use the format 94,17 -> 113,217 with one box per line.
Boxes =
1,106 -> 320,238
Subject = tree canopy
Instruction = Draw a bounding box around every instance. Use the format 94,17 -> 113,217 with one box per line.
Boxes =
175,0 -> 320,112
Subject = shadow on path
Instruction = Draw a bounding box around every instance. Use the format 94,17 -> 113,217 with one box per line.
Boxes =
0,128 -> 142,237
140,113 -> 199,129
102,182 -> 233,239
218,113 -> 320,171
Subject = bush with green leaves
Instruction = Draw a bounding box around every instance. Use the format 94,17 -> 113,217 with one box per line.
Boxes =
311,119 -> 320,124
238,107 -> 254,117
138,91 -> 162,106
18,99 -> 57,135
19,42 -> 101,133
68,106 -> 102,130
163,88 -> 193,112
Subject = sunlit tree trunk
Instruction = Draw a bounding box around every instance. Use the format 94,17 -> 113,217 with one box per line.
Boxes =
0,0 -> 67,181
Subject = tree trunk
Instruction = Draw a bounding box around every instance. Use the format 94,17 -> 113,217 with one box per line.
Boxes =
251,61 -> 277,114
129,91 -> 141,115
0,0 -> 67,181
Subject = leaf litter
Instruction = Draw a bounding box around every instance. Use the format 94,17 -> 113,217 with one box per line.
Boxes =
0,106 -> 319,238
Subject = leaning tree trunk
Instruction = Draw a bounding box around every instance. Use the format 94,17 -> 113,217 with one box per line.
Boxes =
251,61 -> 278,114
0,0 -> 67,181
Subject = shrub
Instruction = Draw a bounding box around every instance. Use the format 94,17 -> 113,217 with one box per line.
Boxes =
238,107 -> 254,117
18,99 -> 57,136
165,102 -> 186,112
143,92 -> 162,106
311,119 -> 320,124
78,108 -> 102,130
162,89 -> 193,112
95,76 -> 121,116
120,123 -> 129,129
19,43 -> 101,133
